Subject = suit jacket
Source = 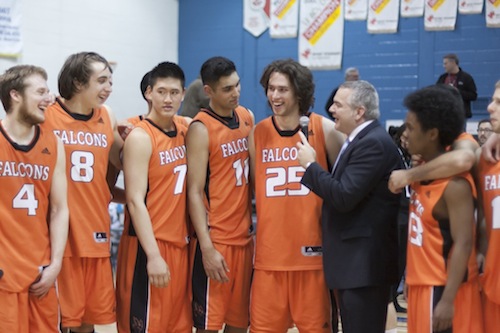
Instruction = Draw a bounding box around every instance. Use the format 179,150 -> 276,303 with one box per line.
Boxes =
437,68 -> 477,118
302,120 -> 401,290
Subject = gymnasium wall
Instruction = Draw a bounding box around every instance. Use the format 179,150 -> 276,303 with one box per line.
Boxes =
179,0 -> 500,126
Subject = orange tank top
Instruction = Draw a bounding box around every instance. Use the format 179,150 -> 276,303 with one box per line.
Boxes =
42,98 -> 114,257
192,106 -> 253,246
124,118 -> 189,247
253,113 -> 328,270
477,155 -> 500,304
0,124 -> 57,292
407,173 -> 479,286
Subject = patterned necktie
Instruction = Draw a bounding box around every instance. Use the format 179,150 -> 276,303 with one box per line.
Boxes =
332,138 -> 350,174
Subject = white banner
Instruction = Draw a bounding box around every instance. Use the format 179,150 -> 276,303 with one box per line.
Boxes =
0,0 -> 22,57
424,0 -> 458,31
401,0 -> 425,17
243,0 -> 270,37
486,0 -> 500,27
368,0 -> 400,33
459,0 -> 483,14
270,0 -> 299,38
298,0 -> 344,70
345,0 -> 368,20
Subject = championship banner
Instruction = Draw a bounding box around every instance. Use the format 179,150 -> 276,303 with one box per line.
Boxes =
401,0 -> 425,17
424,0 -> 458,31
298,0 -> 344,70
486,0 -> 500,27
244,0 -> 271,37
345,0 -> 368,20
459,0 -> 483,14
368,0 -> 400,33
270,0 -> 299,38
0,0 -> 22,57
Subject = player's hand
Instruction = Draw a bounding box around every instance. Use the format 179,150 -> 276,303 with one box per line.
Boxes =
147,255 -> 170,288
296,131 -> 317,169
388,169 -> 410,194
432,299 -> 454,332
118,122 -> 134,140
482,133 -> 500,163
29,263 -> 60,298
202,247 -> 229,283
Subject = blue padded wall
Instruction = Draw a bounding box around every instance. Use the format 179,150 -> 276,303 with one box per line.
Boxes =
179,0 -> 500,125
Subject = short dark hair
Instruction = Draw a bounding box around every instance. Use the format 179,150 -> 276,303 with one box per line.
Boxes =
443,53 -> 459,65
58,52 -> 112,100
260,59 -> 315,115
200,56 -> 236,88
148,62 -> 185,90
140,71 -> 151,101
404,85 -> 464,148
478,118 -> 491,127
0,65 -> 47,113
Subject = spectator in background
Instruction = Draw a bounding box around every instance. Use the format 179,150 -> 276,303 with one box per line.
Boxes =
477,119 -> 493,146
180,76 -> 210,118
324,67 -> 359,117
436,53 -> 477,118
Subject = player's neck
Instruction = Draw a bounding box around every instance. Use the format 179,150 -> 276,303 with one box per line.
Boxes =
209,102 -> 233,118
1,117 -> 36,145
273,113 -> 300,131
60,97 -> 94,116
148,113 -> 175,132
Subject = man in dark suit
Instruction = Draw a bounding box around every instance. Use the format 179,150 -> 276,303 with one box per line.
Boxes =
297,80 -> 401,333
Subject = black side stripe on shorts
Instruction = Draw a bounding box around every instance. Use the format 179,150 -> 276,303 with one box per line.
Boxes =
192,241 -> 209,329
130,243 -> 149,333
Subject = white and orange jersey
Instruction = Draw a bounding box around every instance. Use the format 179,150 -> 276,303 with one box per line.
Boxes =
0,124 -> 57,292
407,173 -> 479,286
192,106 -> 253,246
123,117 -> 189,247
478,155 -> 500,304
42,98 -> 114,257
253,113 -> 328,270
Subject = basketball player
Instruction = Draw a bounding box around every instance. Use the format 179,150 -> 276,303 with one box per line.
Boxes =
43,52 -> 123,333
0,65 -> 68,332
187,56 -> 254,333
403,85 -> 483,333
477,80 -> 500,333
249,59 -> 343,332
116,62 -> 192,332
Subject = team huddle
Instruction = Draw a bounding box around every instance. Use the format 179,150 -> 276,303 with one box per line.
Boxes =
0,50 -> 499,333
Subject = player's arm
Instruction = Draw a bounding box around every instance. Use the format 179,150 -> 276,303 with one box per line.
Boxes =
473,148 -> 488,266
123,128 -> 170,288
186,122 -> 229,283
30,138 -> 69,298
481,132 -> 500,162
389,138 -> 477,194
322,116 -> 345,167
432,177 -> 474,332
248,127 -> 256,191
104,105 -> 126,202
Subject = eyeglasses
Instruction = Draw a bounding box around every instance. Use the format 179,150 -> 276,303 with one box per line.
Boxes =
478,129 -> 492,133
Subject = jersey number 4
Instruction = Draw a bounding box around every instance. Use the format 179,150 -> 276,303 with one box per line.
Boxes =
13,184 -> 39,216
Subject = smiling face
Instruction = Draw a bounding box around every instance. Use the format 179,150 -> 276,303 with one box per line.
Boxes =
266,72 -> 299,118
329,87 -> 359,135
488,87 -> 500,134
15,74 -> 52,125
78,61 -> 113,109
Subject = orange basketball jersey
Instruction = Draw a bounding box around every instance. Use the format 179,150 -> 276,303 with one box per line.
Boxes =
126,114 -> 187,128
478,155 -> 500,305
123,118 -> 189,246
0,124 -> 57,292
192,107 -> 253,246
42,98 -> 114,257
253,113 -> 328,270
407,173 -> 479,286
